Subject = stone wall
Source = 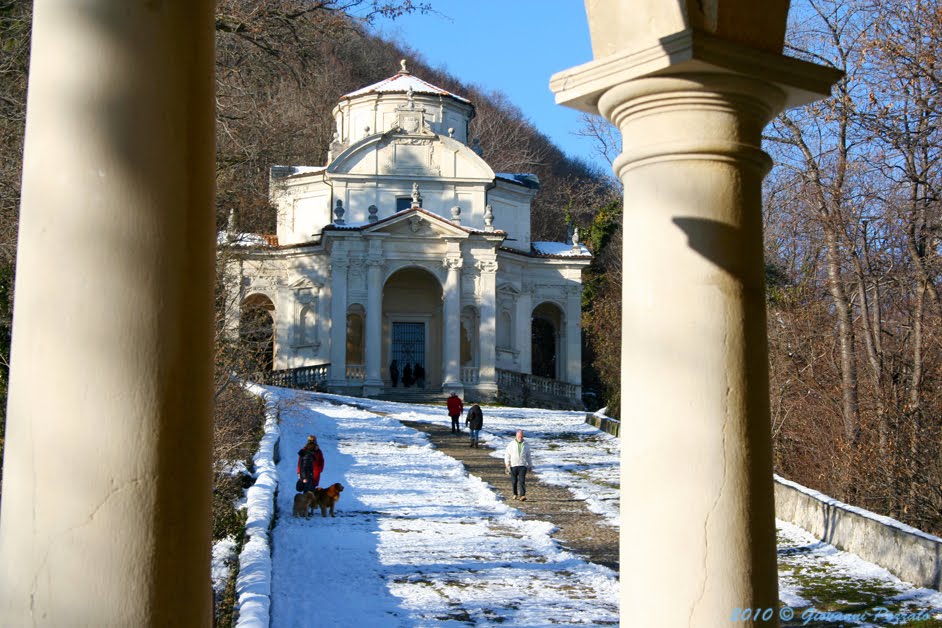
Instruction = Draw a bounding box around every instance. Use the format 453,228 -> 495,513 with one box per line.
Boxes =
774,475 -> 942,591
584,413 -> 620,437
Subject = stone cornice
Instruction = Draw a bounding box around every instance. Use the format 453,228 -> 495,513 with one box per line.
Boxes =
550,30 -> 843,113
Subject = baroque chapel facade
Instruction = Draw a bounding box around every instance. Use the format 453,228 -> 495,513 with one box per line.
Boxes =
225,62 -> 590,404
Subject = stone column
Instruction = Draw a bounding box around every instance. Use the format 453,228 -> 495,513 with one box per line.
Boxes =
476,260 -> 498,397
328,254 -> 349,387
441,252 -> 463,391
564,285 -> 583,394
363,254 -> 384,394
516,289 -> 533,374
552,24 -> 840,628
0,1 -> 216,624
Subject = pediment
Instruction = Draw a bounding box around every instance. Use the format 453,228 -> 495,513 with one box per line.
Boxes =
497,282 -> 521,297
363,208 -> 469,239
289,277 -> 322,290
327,130 -> 495,181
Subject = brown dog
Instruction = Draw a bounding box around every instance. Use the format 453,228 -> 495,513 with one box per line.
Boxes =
292,491 -> 315,518
312,483 -> 344,517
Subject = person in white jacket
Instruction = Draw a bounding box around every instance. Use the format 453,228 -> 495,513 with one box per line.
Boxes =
503,430 -> 533,501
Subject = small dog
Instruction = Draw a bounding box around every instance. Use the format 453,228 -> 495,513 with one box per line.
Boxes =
292,491 -> 315,518
312,482 -> 344,517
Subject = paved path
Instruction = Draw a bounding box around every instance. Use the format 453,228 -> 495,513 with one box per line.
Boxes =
399,419 -> 620,572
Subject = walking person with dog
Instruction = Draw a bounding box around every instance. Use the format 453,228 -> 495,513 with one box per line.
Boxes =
446,392 -> 464,434
296,435 -> 325,493
504,430 -> 533,501
466,404 -> 483,448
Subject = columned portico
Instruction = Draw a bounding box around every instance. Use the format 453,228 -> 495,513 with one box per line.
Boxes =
552,5 -> 841,625
442,248 -> 463,392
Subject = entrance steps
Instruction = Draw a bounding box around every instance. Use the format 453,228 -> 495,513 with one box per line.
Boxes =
372,387 -> 450,406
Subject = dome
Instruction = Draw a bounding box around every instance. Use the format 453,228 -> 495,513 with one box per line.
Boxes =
331,60 -> 475,146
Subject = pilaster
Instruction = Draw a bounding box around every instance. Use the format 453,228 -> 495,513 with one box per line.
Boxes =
328,253 -> 350,387
442,250 -> 463,392
363,251 -> 385,394
476,259 -> 499,397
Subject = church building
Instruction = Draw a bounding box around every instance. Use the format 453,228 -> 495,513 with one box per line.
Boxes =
225,62 -> 591,405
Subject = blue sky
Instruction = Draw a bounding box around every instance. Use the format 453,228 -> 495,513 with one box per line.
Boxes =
371,2 -> 605,171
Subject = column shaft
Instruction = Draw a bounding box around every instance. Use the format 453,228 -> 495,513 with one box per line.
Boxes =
442,258 -> 462,388
477,261 -> 498,395
565,288 -> 583,388
364,259 -> 383,391
0,1 -> 216,624
516,291 -> 533,374
328,257 -> 349,385
601,74 -> 783,625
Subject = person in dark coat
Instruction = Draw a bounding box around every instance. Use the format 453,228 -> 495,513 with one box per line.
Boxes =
414,363 -> 425,388
465,404 -> 483,448
446,392 -> 464,434
389,360 -> 399,387
402,362 -> 414,387
297,435 -> 325,492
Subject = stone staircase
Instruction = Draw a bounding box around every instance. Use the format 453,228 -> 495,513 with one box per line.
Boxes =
372,387 -> 451,406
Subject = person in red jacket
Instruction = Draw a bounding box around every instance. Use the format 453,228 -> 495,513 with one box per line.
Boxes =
446,392 -> 464,434
297,435 -> 325,492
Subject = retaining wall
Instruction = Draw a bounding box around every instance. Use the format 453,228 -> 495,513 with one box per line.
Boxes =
584,413 -> 620,437
774,475 -> 942,591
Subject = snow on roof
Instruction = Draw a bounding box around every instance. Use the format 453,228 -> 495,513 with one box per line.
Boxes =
341,70 -> 470,104
531,241 -> 591,257
496,172 -> 540,189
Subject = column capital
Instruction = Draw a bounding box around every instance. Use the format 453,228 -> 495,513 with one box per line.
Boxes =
475,259 -> 498,274
442,256 -> 463,271
550,30 -> 842,115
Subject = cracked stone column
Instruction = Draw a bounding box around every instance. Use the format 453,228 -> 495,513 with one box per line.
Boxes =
0,0 -> 216,624
552,3 -> 841,625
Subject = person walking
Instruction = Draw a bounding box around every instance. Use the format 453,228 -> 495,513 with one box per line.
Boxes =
446,392 -> 463,434
297,435 -> 325,493
504,430 -> 533,501
466,404 -> 483,448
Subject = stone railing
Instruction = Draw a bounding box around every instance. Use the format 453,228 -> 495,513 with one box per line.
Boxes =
345,364 -> 365,381
460,366 -> 479,384
496,368 -> 581,409
267,364 -> 329,390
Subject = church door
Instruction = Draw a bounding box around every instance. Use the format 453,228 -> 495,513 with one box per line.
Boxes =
391,321 -> 426,387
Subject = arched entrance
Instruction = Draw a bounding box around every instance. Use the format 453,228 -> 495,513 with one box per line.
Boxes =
532,302 -> 563,380
240,293 -> 275,372
383,267 -> 443,388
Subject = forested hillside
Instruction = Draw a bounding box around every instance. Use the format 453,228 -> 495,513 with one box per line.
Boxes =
763,0 -> 942,537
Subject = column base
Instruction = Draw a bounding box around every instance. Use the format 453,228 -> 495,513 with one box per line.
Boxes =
362,379 -> 384,396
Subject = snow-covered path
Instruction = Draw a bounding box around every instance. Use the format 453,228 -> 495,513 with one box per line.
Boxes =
268,390 -> 619,627
229,386 -> 942,627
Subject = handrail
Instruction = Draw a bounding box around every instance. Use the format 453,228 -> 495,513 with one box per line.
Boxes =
496,368 -> 578,400
267,364 -> 329,389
